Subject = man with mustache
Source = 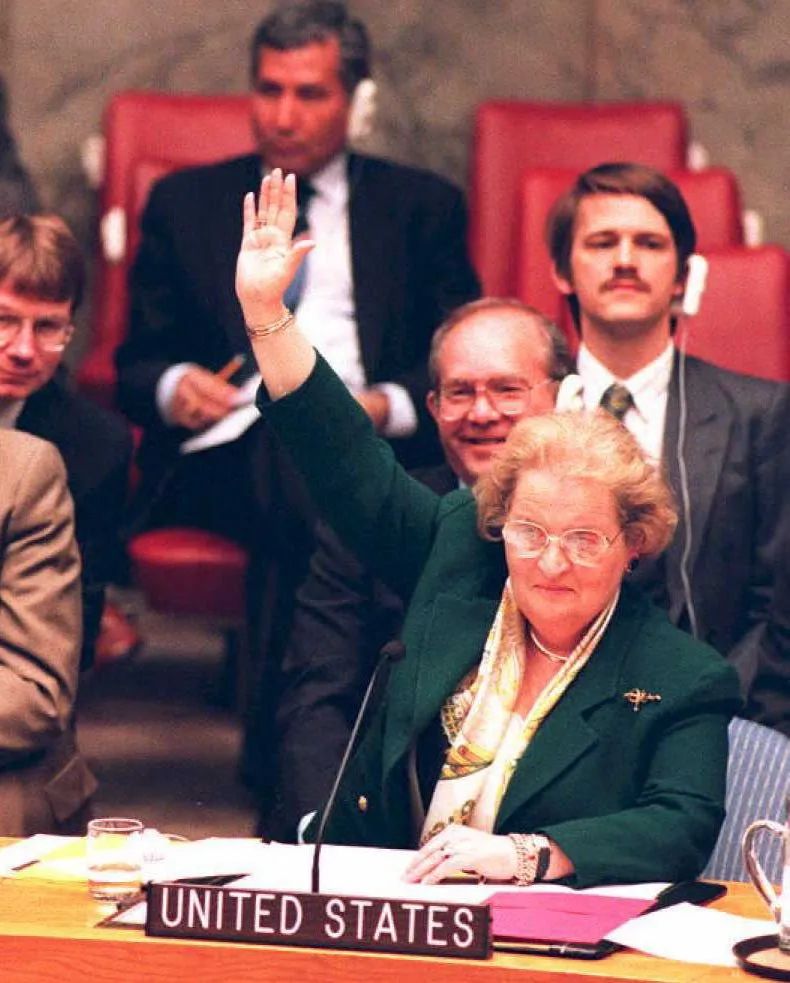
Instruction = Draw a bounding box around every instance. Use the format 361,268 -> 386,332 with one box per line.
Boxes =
267,299 -> 570,838
548,162 -> 790,735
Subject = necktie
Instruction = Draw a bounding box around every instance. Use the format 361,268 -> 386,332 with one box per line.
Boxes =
284,180 -> 315,311
600,383 -> 634,421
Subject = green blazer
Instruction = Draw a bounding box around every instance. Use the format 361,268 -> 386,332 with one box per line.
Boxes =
261,357 -> 741,887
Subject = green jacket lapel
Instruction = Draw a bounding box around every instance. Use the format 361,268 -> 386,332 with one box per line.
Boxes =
496,588 -> 646,829
382,591 -> 499,781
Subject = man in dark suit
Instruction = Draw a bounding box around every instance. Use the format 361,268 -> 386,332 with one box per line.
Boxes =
547,162 -> 790,735
116,0 -> 479,550
0,214 -> 132,669
270,299 -> 571,839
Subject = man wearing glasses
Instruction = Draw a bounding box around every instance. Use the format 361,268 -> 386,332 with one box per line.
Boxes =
0,214 -> 132,670
266,299 -> 571,838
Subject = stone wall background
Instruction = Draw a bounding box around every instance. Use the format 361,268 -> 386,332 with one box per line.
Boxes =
2,0 -> 788,357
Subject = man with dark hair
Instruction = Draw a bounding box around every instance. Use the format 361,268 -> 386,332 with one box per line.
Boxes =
546,162 -> 790,735
0,214 -> 132,669
269,300 -> 570,839
117,0 -> 479,549
116,1 -> 479,733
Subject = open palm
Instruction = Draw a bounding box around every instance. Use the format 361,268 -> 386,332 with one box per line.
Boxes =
235,169 -> 314,314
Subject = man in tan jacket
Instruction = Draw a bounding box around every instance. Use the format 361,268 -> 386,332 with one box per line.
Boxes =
0,428 -> 96,834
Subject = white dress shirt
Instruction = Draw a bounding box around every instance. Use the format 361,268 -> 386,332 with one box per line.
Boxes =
577,342 -> 674,464
157,153 -> 416,439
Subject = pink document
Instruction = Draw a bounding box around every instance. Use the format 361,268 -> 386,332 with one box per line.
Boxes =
486,891 -> 654,944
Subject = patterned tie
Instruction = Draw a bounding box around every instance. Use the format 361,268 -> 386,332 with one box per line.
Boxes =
600,382 -> 634,421
284,180 -> 315,311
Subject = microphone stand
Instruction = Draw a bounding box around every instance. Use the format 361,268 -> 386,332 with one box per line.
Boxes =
311,640 -> 405,894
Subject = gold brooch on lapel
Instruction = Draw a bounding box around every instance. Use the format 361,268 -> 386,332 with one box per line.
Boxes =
623,688 -> 662,712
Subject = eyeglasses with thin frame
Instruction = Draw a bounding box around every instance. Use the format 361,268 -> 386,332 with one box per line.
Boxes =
0,312 -> 74,353
436,377 -> 554,421
502,519 -> 624,567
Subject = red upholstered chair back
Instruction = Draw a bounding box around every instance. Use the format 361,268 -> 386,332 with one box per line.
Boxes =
469,101 -> 688,296
515,166 -> 745,346
77,89 -> 256,407
677,245 -> 790,382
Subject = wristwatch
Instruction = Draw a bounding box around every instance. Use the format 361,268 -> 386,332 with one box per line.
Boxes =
508,833 -> 552,885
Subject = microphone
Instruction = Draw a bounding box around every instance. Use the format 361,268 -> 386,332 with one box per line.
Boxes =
311,639 -> 406,894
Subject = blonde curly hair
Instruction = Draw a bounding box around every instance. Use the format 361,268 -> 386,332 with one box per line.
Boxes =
474,410 -> 677,557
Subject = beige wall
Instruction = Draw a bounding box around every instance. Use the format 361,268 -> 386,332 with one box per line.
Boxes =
2,0 -> 788,351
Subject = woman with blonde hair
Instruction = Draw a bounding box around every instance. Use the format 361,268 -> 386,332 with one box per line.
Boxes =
234,171 -> 739,887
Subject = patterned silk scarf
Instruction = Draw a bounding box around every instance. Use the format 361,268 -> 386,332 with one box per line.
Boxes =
420,581 -> 620,844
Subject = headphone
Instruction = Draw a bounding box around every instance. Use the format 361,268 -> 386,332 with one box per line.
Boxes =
347,77 -> 378,144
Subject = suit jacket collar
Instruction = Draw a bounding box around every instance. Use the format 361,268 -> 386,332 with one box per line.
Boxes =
496,587 -> 647,828
16,375 -> 64,437
663,353 -> 732,620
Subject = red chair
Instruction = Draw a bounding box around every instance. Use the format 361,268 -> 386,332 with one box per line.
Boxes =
78,89 -> 255,408
469,101 -> 688,297
78,90 -> 259,703
515,166 -> 745,344
678,245 -> 790,382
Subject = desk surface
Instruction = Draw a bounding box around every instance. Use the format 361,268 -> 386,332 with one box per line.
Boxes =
0,855 -> 765,982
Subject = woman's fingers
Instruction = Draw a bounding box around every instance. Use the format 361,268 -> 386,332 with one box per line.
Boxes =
249,170 -> 298,239
404,831 -> 473,883
264,169 -> 281,226
242,192 -> 256,237
258,173 -> 271,226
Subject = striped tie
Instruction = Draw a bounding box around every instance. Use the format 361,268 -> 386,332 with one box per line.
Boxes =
600,383 -> 634,421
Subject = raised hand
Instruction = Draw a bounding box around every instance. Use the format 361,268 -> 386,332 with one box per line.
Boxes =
235,169 -> 314,322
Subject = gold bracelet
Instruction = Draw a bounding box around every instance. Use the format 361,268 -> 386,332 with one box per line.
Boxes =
245,308 -> 294,339
508,833 -> 551,886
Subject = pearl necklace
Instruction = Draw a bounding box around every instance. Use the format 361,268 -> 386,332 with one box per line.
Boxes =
528,628 -> 572,664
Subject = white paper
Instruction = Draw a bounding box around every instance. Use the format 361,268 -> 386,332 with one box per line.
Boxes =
234,844 -> 668,906
606,901 -> 775,966
0,834 -> 77,875
179,374 -> 262,455
145,837 -> 270,883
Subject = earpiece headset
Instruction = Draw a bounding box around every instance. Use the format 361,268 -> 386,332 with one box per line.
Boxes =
347,77 -> 377,144
675,253 -> 709,638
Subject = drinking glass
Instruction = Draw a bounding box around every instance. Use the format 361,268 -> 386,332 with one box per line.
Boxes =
86,817 -> 144,901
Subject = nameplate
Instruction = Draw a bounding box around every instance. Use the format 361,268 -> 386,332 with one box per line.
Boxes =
146,882 -> 491,959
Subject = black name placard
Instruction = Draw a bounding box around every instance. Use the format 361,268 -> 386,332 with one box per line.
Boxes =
146,883 -> 491,959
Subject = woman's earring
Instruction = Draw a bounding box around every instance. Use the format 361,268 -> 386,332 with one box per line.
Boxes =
625,557 -> 639,575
